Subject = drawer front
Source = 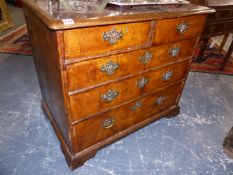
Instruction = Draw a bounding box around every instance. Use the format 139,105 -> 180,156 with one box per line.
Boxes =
203,21 -> 233,35
67,39 -> 196,91
154,15 -> 206,44
64,22 -> 152,59
208,9 -> 233,21
229,21 -> 233,31
69,59 -> 190,122
73,82 -> 183,152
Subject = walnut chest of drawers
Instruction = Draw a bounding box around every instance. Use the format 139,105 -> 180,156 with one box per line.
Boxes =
23,0 -> 214,170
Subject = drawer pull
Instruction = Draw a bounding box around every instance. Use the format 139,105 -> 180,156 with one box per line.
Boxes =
139,52 -> 153,64
169,47 -> 180,58
101,61 -> 119,76
176,22 -> 189,35
137,77 -> 149,89
131,101 -> 142,111
163,70 -> 173,81
155,96 -> 166,105
103,28 -> 123,45
102,117 -> 116,129
101,90 -> 119,102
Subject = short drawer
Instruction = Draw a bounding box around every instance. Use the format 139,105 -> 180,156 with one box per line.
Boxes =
69,59 -> 190,122
154,15 -> 206,44
73,81 -> 183,152
67,39 -> 196,91
64,21 -> 152,59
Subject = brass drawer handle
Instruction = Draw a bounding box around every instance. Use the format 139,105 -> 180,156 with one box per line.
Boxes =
137,77 -> 149,89
102,117 -> 116,129
101,90 -> 119,102
139,51 -> 153,64
163,70 -> 173,81
155,96 -> 166,105
103,28 -> 123,45
101,61 -> 119,76
131,101 -> 142,111
176,22 -> 189,35
169,47 -> 180,58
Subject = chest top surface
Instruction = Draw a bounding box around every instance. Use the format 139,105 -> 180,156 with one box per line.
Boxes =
23,0 -> 214,30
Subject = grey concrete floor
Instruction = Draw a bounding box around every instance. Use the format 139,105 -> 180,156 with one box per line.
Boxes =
1,4 -> 233,175
0,53 -> 233,175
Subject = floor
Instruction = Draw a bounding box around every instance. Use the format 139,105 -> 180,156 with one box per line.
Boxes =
1,5 -> 233,175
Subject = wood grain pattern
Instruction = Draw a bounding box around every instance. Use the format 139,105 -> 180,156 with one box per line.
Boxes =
23,6 -> 72,149
64,21 -> 152,59
67,39 -> 196,91
23,0 -> 211,170
153,15 -> 206,44
69,59 -> 190,122
73,81 -> 183,152
67,105 -> 181,170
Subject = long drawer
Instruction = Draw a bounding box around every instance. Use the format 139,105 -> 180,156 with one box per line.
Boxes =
73,81 -> 183,152
67,39 -> 196,91
203,20 -> 233,35
69,59 -> 190,122
154,15 -> 206,44
207,9 -> 233,21
64,21 -> 152,59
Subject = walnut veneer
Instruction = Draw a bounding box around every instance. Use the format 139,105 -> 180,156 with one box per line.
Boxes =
22,0 -> 214,170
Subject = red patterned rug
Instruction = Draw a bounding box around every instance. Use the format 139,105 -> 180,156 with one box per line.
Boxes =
0,25 -> 32,56
0,25 -> 232,75
191,43 -> 233,75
